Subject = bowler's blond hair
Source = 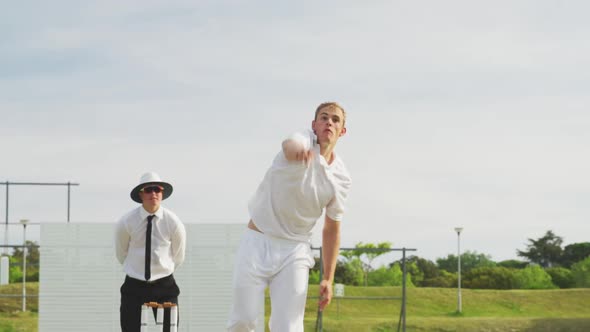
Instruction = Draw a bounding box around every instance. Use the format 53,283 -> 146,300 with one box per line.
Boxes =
315,102 -> 346,125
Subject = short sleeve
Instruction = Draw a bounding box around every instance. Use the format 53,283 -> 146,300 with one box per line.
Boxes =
325,160 -> 352,221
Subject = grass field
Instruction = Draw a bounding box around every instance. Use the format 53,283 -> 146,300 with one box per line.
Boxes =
298,286 -> 590,332
2,283 -> 590,331
0,282 -> 37,332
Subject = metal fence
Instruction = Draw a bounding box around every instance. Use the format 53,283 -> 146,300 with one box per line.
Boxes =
0,222 -> 41,312
312,246 -> 417,332
1,222 -> 417,331
0,180 -> 78,312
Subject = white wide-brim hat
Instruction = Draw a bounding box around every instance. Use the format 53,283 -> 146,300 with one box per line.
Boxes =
130,171 -> 173,203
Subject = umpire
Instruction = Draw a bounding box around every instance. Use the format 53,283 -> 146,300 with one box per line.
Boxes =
115,171 -> 186,332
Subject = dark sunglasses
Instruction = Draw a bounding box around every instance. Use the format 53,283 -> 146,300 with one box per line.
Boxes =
141,186 -> 164,194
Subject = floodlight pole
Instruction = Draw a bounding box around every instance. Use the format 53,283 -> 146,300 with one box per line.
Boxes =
454,227 -> 463,314
20,219 -> 28,312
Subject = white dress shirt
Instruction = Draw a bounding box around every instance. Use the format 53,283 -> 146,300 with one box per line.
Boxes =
115,205 -> 186,281
248,129 -> 352,242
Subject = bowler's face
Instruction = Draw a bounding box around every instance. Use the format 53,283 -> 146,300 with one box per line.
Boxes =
312,106 -> 347,144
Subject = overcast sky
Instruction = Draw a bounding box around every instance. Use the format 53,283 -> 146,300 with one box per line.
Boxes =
1,1 -> 589,264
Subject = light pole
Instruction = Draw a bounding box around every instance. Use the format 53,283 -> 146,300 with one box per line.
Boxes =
454,227 -> 463,314
20,219 -> 28,312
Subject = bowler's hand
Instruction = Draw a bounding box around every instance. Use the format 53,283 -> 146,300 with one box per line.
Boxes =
283,139 -> 313,165
318,279 -> 333,312
295,149 -> 313,165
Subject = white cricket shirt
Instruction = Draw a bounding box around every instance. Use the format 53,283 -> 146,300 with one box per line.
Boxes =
248,129 -> 352,242
115,205 -> 186,281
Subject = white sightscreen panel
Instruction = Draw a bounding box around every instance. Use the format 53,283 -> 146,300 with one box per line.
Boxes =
39,223 -> 263,332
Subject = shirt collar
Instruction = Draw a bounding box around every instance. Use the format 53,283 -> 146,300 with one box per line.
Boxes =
140,206 -> 163,221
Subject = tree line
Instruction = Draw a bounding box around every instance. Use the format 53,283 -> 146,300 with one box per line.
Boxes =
309,230 -> 590,289
3,230 -> 589,289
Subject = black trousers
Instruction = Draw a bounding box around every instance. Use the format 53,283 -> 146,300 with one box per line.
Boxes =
120,274 -> 180,332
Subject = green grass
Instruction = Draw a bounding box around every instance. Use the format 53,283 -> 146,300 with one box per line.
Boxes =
287,286 -> 590,331
0,282 -> 38,332
2,283 -> 590,331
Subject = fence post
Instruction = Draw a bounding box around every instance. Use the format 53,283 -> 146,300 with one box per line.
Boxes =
21,219 -> 28,312
402,248 -> 407,332
315,247 -> 323,332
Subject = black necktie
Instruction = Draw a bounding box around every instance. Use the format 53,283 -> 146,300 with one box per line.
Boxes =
145,215 -> 155,281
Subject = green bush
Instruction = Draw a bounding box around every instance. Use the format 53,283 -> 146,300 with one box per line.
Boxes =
463,267 -> 516,289
546,267 -> 575,289
404,261 -> 424,285
422,270 -> 456,288
571,256 -> 590,288
393,256 -> 440,287
514,265 -> 556,289
334,258 -> 364,286
8,250 -> 39,283
309,269 -> 320,284
367,264 -> 413,287
9,265 -> 23,284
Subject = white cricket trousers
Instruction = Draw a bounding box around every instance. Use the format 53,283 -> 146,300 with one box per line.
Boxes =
227,228 -> 315,332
